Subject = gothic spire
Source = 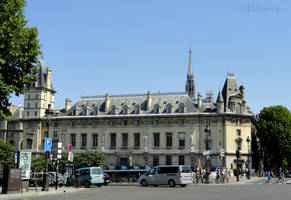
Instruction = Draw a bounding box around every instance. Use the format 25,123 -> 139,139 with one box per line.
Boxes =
185,48 -> 195,100
188,48 -> 192,76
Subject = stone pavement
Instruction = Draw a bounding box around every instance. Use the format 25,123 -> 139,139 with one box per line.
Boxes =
0,186 -> 86,200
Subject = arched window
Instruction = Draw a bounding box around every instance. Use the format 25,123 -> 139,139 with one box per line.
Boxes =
236,103 -> 241,114
111,105 -> 119,115
166,103 -> 173,113
9,140 -> 15,147
179,103 -> 185,113
27,138 -> 33,149
122,105 -> 130,115
154,104 -> 160,114
135,105 -> 140,114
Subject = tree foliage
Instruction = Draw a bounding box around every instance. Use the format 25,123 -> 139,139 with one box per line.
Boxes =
0,0 -> 41,120
73,151 -> 108,170
31,156 -> 45,172
256,105 -> 291,169
30,152 -> 108,174
0,140 -> 16,170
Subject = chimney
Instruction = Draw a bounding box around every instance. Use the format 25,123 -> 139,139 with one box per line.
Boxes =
105,93 -> 111,112
198,92 -> 202,108
65,98 -> 72,111
147,91 -> 152,111
239,85 -> 245,100
46,67 -> 52,89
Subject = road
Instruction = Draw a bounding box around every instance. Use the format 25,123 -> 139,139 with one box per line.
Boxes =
10,183 -> 291,200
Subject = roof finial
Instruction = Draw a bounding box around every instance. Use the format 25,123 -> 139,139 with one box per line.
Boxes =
188,48 -> 192,75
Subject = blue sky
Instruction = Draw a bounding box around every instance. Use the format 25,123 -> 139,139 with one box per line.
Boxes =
10,0 -> 291,114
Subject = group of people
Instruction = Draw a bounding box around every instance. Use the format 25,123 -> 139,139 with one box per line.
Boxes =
266,169 -> 286,184
192,166 -> 254,184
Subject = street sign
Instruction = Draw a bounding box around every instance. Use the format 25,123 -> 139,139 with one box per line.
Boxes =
68,152 -> 74,162
44,138 -> 52,152
68,144 -> 73,152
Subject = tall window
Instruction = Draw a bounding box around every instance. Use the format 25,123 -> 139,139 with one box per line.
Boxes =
179,132 -> 185,148
53,131 -> 58,138
153,133 -> 160,147
35,111 -> 37,117
166,133 -> 172,147
44,131 -> 49,138
153,156 -> 159,166
27,139 -> 33,149
122,133 -> 128,147
81,134 -> 87,148
236,129 -> 241,136
236,103 -> 241,114
92,134 -> 98,147
166,156 -> 172,165
179,156 -> 185,165
71,134 -> 76,147
110,133 -> 116,148
179,119 -> 184,125
134,133 -> 140,148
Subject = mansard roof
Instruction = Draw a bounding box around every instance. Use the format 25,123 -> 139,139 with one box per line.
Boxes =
64,92 -> 198,116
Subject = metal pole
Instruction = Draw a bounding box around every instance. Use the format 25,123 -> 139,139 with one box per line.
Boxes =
55,159 -> 58,190
42,151 -> 49,191
236,154 -> 239,182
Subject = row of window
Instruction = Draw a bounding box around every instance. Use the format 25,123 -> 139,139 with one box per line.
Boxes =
73,103 -> 186,116
152,155 -> 185,166
69,132 -> 186,149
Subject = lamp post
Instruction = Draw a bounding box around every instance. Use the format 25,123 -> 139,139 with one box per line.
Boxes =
204,120 -> 211,167
42,104 -> 53,191
246,136 -> 251,179
235,137 -> 242,182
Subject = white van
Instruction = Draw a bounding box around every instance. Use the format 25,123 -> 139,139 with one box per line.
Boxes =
138,165 -> 192,187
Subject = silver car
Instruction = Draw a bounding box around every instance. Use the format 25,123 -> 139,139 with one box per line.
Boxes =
138,165 -> 192,187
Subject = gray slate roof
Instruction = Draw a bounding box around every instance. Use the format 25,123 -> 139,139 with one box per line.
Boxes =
64,92 -> 201,116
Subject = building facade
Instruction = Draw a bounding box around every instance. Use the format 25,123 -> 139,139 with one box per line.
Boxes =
6,51 -> 254,170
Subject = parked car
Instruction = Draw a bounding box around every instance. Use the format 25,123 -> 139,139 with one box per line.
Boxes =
67,167 -> 104,187
103,172 -> 110,185
29,173 -> 44,187
138,165 -> 192,187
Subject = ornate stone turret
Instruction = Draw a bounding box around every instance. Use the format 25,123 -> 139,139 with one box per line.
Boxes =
105,93 -> 111,112
147,91 -> 152,111
216,90 -> 224,113
197,92 -> 202,108
185,49 -> 195,100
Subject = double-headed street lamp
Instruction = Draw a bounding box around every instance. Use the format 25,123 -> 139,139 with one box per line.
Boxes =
204,120 -> 211,167
42,104 -> 53,191
235,137 -> 243,182
246,136 -> 251,179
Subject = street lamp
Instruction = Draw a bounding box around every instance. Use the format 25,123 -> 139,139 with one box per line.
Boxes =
246,136 -> 251,179
204,120 -> 211,167
42,104 -> 53,191
235,137 -> 243,182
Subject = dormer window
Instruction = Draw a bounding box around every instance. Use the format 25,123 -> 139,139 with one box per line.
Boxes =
166,103 -> 173,113
122,105 -> 130,115
154,104 -> 160,114
111,105 -> 119,115
134,105 -> 141,114
179,103 -> 185,113
236,103 -> 241,114
94,106 -> 100,115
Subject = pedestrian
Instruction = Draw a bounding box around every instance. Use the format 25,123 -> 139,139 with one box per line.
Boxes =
75,173 -> 81,188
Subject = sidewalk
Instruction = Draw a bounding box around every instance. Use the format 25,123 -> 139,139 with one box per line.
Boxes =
0,186 -> 86,200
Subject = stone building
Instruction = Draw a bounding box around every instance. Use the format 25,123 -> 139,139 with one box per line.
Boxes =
8,50 -> 254,170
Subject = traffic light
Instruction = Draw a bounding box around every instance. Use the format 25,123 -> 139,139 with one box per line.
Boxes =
236,150 -> 241,158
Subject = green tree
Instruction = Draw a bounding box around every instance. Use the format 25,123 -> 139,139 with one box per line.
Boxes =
74,152 -> 108,170
0,0 -> 41,120
257,106 -> 291,170
0,140 -> 16,170
31,156 -> 45,172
